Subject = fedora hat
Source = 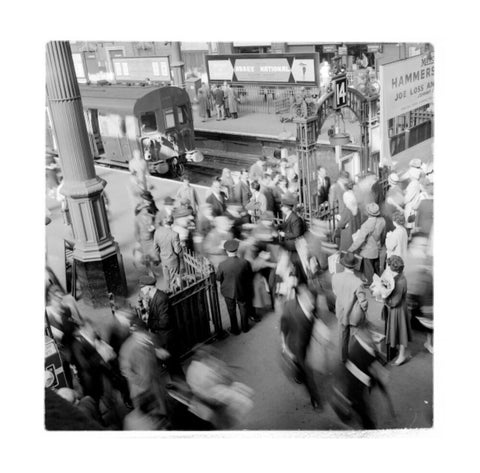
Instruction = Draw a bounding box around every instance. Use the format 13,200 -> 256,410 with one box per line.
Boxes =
339,251 -> 357,269
164,196 -> 175,205
366,202 -> 380,217
409,158 -> 422,169
173,207 -> 193,219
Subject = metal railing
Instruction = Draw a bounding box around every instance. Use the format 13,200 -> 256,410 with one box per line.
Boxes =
169,250 -> 225,358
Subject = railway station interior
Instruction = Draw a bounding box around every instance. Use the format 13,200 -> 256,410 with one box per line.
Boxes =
3,2 -> 480,472
43,38 -> 438,433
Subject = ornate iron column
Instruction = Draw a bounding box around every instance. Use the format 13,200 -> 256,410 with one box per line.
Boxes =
170,41 -> 185,88
295,116 -> 319,221
46,41 -> 127,307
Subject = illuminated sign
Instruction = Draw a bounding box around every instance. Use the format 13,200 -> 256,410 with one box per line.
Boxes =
333,75 -> 348,109
206,53 -> 319,86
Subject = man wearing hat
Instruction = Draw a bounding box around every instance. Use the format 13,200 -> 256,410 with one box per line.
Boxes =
153,216 -> 184,290
329,170 -> 351,215
155,196 -> 175,227
348,202 -> 386,285
172,207 -> 195,252
216,239 -> 254,335
331,252 -> 369,362
233,169 -> 252,208
278,193 -> 306,252
175,173 -> 199,215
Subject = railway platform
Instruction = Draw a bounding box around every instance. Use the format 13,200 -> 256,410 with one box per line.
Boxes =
45,165 -> 433,430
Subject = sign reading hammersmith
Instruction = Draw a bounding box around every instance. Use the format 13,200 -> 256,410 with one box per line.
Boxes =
379,53 -> 434,120
206,53 -> 319,86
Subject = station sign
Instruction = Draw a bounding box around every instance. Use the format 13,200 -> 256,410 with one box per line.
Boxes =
333,74 -> 348,109
322,45 -> 338,54
206,53 -> 320,86
112,56 -> 171,82
338,46 -> 348,56
367,44 -> 382,53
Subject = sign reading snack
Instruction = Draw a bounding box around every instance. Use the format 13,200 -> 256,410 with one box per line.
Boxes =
206,53 -> 319,86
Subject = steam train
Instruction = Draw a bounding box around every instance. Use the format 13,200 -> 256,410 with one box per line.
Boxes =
46,83 -> 203,176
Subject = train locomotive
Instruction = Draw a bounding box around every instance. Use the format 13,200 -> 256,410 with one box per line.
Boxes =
46,83 -> 203,176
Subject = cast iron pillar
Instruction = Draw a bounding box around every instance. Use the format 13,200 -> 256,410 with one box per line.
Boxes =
295,116 -> 319,221
46,41 -> 127,307
171,41 -> 185,88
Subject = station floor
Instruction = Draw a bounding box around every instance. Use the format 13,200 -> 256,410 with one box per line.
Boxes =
45,167 -> 433,430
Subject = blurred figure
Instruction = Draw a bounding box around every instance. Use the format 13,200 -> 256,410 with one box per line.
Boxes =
225,201 -> 250,240
280,285 -> 321,409
415,181 -> 433,238
316,166 -> 331,206
335,189 -> 363,251
197,85 -> 209,122
46,154 -> 60,198
348,203 -> 386,285
382,173 -> 404,233
129,149 -> 150,191
175,173 -> 199,215
119,314 -> 170,430
172,207 -> 195,252
56,387 -> 103,425
246,181 -> 267,222
260,173 -> 276,212
203,216 -> 234,269
249,156 -> 266,183
156,196 -> 175,224
220,168 -> 235,200
382,255 -> 411,365
233,169 -> 252,207
206,177 -> 227,217
329,170 -> 350,214
196,203 -> 215,239
185,346 -> 254,429
278,193 -> 306,252
137,275 -> 184,380
153,216 -> 184,290
331,252 -> 369,362
133,202 -> 158,276
329,318 -> 393,430
216,239 -> 255,335
385,211 -> 408,261
403,160 -> 427,235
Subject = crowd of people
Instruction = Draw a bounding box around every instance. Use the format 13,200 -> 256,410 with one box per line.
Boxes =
45,145 -> 433,430
197,81 -> 241,122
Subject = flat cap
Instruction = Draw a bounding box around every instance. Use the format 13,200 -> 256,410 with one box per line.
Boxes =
224,239 -> 239,252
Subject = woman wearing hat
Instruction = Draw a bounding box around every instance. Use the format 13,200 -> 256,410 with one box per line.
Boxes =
382,255 -> 411,365
348,203 -> 386,285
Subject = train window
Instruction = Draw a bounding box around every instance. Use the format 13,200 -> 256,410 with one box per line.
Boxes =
164,108 -> 175,129
178,105 -> 189,125
140,112 -> 157,133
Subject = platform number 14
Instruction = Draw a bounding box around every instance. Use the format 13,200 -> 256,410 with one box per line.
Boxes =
335,77 -> 347,108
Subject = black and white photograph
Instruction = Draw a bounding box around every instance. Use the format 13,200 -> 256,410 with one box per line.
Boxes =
3,2 -> 480,472
44,40 -> 434,431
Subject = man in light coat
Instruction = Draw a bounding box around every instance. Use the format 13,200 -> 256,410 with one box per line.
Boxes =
348,202 -> 386,285
154,216 -> 184,291
331,252 -> 369,362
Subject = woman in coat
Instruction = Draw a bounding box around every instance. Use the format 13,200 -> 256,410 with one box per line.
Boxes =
197,87 -> 208,122
226,84 -> 240,119
382,255 -> 411,365
385,211 -> 408,261
335,190 -> 363,251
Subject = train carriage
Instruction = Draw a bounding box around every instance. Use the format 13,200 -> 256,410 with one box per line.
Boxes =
47,83 -> 203,176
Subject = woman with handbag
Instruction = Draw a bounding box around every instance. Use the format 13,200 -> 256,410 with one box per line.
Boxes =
382,255 -> 411,365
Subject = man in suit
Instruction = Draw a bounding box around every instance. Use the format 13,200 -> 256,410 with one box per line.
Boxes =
216,239 -> 255,334
280,284 -> 321,409
206,178 -> 227,217
233,169 -> 252,207
260,173 -> 276,212
316,166 -> 331,206
331,252 -> 368,362
278,193 -> 306,252
154,216 -> 184,291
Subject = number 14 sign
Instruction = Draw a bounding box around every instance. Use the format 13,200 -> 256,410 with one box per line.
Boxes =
333,75 -> 348,109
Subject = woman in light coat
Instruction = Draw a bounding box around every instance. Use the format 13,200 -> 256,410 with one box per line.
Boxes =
385,211 -> 408,261
226,85 -> 240,119
335,190 -> 364,251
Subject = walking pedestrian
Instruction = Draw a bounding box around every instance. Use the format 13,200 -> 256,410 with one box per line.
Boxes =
280,284 -> 321,409
216,239 -> 254,335
225,82 -> 240,119
175,173 -> 199,215
329,170 -> 350,214
233,169 -> 252,207
206,177 -> 227,217
197,86 -> 209,122
246,181 -> 267,222
334,189 -> 363,251
316,166 -> 331,206
278,193 -> 306,252
385,211 -> 408,261
220,168 -> 235,200
331,252 -> 369,362
153,216 -> 184,291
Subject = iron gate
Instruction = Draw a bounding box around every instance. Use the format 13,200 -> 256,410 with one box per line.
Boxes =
169,250 -> 225,359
